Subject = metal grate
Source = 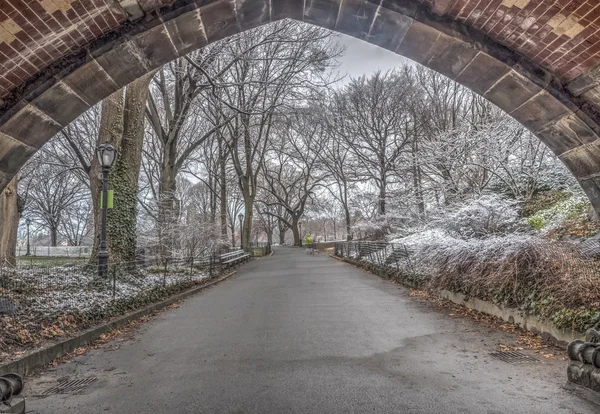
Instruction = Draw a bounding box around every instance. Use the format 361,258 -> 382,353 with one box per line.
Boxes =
42,377 -> 98,395
489,351 -> 538,364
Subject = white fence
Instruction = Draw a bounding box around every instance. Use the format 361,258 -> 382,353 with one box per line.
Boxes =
17,246 -> 92,257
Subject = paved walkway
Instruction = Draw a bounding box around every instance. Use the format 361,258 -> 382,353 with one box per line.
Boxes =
27,247 -> 600,413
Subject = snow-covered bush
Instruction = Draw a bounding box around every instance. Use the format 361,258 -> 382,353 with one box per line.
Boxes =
431,195 -> 523,239
416,234 -> 600,330
341,234 -> 600,331
352,219 -> 387,239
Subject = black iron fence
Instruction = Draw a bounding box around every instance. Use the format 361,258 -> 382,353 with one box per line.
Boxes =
0,254 -> 219,316
334,241 -> 415,271
0,244 -> 262,317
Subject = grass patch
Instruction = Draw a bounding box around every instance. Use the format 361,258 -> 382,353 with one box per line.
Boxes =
520,190 -> 571,217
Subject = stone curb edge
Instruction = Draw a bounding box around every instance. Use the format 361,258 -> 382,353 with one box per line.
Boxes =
0,271 -> 237,377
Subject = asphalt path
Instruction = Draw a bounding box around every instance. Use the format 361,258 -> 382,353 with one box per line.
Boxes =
26,247 -> 600,413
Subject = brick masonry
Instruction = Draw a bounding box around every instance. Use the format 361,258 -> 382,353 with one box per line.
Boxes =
3,0 -> 600,212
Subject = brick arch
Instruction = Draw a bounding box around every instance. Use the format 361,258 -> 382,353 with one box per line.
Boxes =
2,1 -> 600,210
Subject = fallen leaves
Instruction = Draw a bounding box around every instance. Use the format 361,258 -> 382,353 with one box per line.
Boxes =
42,299 -> 187,370
40,323 -> 65,339
408,288 -> 564,359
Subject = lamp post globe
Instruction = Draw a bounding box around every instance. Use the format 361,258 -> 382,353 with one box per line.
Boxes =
238,213 -> 244,249
95,143 -> 117,278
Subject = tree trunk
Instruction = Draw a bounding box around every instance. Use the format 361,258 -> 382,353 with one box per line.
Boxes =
412,136 -> 425,215
291,222 -> 300,246
50,226 -> 58,247
0,177 -> 21,266
90,88 -> 124,264
332,218 -> 337,240
278,225 -> 285,244
242,195 -> 254,249
219,138 -> 228,239
107,72 -> 153,266
157,141 -> 178,260
345,207 -> 351,241
208,169 -> 216,225
378,184 -> 386,216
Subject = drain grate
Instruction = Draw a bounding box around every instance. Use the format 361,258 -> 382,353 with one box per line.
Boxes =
42,377 -> 98,395
489,351 -> 538,364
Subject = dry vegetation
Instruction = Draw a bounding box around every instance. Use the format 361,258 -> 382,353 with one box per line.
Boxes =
417,237 -> 600,332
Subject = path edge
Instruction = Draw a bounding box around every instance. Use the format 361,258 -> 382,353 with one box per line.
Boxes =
330,254 -> 582,347
0,271 -> 236,377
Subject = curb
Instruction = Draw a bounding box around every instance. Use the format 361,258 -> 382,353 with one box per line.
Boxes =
0,271 -> 236,377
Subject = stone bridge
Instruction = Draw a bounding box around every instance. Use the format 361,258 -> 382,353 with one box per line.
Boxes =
1,1 -> 600,209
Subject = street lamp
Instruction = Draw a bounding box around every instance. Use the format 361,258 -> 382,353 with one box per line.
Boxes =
25,218 -> 31,256
96,143 -> 117,278
238,213 -> 244,249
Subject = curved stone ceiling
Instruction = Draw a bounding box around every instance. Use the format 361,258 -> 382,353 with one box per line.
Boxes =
2,0 -> 600,210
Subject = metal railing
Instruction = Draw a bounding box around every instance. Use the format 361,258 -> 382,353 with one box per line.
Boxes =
334,241 -> 413,268
0,254 -> 221,317
0,243 -> 264,317
17,245 -> 92,258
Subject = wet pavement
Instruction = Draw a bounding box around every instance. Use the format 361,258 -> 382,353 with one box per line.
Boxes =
26,247 -> 600,413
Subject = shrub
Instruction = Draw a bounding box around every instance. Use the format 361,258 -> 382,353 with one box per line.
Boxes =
415,235 -> 600,331
432,195 -> 523,239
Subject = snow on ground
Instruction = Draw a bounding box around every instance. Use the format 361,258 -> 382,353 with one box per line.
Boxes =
0,264 -> 209,316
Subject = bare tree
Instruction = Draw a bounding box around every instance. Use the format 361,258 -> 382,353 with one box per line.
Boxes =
199,20 -> 341,248
335,70 -> 415,217
25,152 -> 87,247
260,111 -> 327,245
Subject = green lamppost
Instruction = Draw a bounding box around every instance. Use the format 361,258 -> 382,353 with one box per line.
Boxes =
96,143 -> 117,278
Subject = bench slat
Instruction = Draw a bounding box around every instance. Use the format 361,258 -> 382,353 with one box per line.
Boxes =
222,254 -> 250,264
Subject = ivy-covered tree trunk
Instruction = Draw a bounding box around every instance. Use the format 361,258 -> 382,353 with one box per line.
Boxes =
107,72 -> 154,266
0,177 -> 23,266
90,88 -> 124,264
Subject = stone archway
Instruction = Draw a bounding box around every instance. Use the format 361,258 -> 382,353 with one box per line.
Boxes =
2,1 -> 600,210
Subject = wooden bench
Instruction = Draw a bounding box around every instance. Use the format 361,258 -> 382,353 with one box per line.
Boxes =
220,250 -> 250,267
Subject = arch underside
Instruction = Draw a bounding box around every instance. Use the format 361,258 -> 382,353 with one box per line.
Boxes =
2,0 -> 600,210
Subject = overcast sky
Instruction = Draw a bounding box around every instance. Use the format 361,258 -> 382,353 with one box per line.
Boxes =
334,33 -> 409,81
